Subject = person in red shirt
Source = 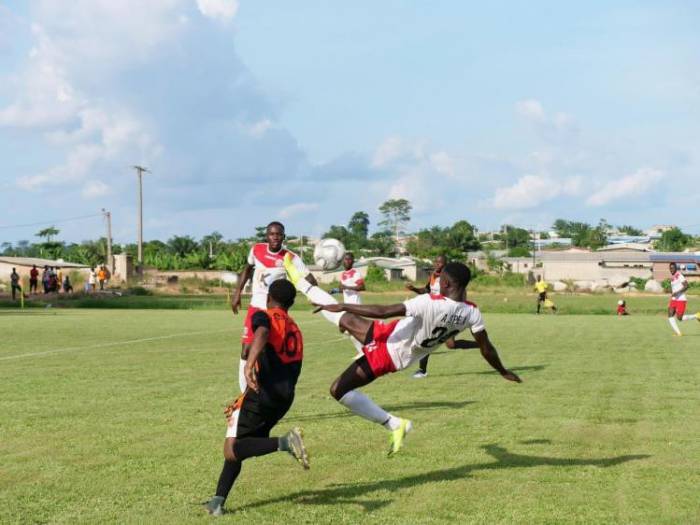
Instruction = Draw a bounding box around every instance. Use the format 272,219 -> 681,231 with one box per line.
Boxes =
616,300 -> 629,316
29,265 -> 39,294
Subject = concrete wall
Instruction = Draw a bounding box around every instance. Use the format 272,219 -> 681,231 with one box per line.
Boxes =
542,260 -> 651,281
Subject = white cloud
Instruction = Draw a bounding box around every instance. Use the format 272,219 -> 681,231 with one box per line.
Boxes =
586,168 -> 664,206
515,99 -> 545,121
196,0 -> 239,21
491,174 -> 583,209
81,180 -> 111,198
278,202 -> 319,219
245,118 -> 273,138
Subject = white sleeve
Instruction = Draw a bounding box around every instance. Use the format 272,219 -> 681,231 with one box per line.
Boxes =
247,247 -> 255,266
292,252 -> 309,276
469,307 -> 486,334
403,295 -> 429,318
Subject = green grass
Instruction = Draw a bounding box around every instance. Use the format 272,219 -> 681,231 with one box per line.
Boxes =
2,290 -> 694,316
2,307 -> 700,524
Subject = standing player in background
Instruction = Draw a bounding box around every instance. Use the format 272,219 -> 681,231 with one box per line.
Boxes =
667,262 -> 699,336
230,222 -> 318,392
205,280 -> 309,517
405,255 -> 446,378
535,275 -> 557,314
339,252 -> 365,305
286,258 -> 521,456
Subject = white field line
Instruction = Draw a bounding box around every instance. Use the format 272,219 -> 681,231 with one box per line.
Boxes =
0,318 -> 343,362
0,329 -> 233,361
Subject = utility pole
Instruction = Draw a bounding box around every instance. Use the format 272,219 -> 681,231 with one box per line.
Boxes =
133,165 -> 149,270
102,208 -> 113,275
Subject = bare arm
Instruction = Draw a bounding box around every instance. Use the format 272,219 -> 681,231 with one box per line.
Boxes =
472,330 -> 522,382
314,302 -> 406,319
340,282 -> 366,292
244,325 -> 270,393
405,281 -> 430,294
444,337 -> 480,350
231,264 -> 253,314
674,280 -> 689,298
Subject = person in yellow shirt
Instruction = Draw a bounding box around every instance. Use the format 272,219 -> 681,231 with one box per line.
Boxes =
534,275 -> 556,314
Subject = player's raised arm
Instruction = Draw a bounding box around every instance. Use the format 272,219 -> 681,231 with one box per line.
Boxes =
244,323 -> 270,393
314,302 -> 406,319
231,263 -> 253,315
472,330 -> 522,383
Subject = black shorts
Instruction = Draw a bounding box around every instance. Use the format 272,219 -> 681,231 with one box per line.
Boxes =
538,292 -> 547,301
225,391 -> 293,439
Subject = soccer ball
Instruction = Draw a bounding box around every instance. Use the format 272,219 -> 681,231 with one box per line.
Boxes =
314,238 -> 346,271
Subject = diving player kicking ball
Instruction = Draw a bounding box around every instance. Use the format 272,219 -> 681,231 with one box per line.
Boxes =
205,280 -> 309,516
231,221 -> 317,392
285,257 -> 521,456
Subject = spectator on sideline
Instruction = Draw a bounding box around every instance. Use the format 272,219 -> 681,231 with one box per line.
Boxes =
29,265 -> 39,294
63,274 -> 74,294
10,268 -> 22,300
88,268 -> 97,292
42,265 -> 50,294
98,266 -> 107,290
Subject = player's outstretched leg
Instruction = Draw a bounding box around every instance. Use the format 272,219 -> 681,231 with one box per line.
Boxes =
330,357 -> 412,456
284,253 -> 345,326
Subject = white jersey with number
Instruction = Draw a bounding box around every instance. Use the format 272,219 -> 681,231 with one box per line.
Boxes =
341,268 -> 364,304
385,294 -> 485,371
671,271 -> 688,302
247,243 -> 308,308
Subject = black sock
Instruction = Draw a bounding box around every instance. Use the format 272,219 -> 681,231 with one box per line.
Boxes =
232,437 -> 280,461
418,356 -> 429,374
215,460 -> 242,499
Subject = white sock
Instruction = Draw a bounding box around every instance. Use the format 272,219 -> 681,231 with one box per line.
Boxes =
681,314 -> 696,321
668,317 -> 682,335
238,358 -> 247,393
301,284 -> 345,326
338,390 -> 399,429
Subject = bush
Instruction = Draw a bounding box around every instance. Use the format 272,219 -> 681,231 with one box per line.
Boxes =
365,263 -> 387,283
629,277 -> 647,290
130,286 -> 152,296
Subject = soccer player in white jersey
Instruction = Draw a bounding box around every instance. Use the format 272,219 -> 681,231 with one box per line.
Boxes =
285,259 -> 521,456
667,262 -> 700,336
406,255 -> 446,378
339,252 -> 365,304
230,222 -> 317,391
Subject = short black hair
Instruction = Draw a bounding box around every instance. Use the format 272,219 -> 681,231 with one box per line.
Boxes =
267,221 -> 285,232
344,251 -> 354,259
269,279 -> 296,309
442,262 -> 471,288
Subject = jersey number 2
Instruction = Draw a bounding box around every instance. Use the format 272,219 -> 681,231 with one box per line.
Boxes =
420,326 -> 459,348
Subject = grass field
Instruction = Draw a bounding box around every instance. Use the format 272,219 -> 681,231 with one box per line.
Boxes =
2,305 -> 700,524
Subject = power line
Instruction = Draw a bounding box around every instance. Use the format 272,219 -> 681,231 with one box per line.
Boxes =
0,213 -> 104,231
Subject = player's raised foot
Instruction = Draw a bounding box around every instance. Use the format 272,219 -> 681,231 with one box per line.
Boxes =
283,253 -> 304,288
695,312 -> 700,322
281,427 -> 310,469
203,496 -> 225,516
387,418 -> 413,457
412,370 -> 427,379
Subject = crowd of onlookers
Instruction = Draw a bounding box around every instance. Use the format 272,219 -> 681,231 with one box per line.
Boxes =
7,264 -> 112,301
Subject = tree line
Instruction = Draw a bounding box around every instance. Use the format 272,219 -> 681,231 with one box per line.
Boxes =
1,200 -> 696,271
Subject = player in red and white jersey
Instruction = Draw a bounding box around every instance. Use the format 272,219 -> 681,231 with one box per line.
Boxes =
405,255 -> 446,378
339,252 -> 365,305
667,262 -> 699,336
285,259 -> 521,456
231,222 -> 317,391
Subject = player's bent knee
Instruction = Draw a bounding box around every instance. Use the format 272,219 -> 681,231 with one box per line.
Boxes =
223,437 -> 237,462
329,380 -> 344,401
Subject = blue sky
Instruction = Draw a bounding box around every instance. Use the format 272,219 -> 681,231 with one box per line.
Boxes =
1,1 -> 698,245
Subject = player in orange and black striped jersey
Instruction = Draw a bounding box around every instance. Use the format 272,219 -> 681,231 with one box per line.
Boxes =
204,280 -> 309,517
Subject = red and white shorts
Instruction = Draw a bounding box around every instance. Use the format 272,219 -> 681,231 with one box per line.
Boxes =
241,306 -> 263,344
669,299 -> 687,317
362,320 -> 399,378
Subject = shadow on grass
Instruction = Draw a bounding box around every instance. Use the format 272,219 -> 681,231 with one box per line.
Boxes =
237,444 -> 649,513
286,400 -> 475,423
437,364 -> 547,378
